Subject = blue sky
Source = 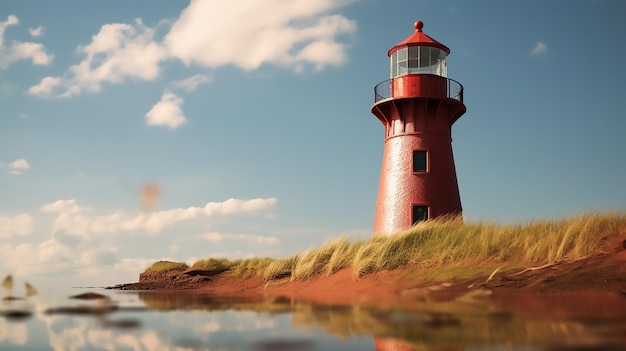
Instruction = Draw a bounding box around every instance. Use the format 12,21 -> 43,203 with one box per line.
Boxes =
1,0 -> 625,288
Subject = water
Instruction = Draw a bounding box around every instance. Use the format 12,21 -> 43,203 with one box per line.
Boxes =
1,288 -> 625,351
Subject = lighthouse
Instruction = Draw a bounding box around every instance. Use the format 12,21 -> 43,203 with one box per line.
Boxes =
371,20 -> 466,236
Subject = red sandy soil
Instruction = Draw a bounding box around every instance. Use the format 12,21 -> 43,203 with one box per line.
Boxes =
112,234 -> 626,306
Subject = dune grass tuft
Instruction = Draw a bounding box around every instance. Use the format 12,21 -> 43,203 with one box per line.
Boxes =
144,261 -> 189,274
264,255 -> 299,281
229,258 -> 274,279
291,237 -> 364,281
190,258 -> 235,272
143,212 -> 626,282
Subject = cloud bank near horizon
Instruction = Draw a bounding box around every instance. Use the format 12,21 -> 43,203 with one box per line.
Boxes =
0,197 -> 279,283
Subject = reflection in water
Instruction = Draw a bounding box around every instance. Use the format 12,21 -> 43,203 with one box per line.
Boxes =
138,291 -> 626,351
1,289 -> 625,350
0,318 -> 28,346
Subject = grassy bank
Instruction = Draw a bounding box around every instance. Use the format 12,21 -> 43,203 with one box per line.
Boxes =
143,212 -> 626,282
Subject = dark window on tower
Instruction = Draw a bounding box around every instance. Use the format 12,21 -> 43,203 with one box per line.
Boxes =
413,150 -> 427,172
412,206 -> 428,224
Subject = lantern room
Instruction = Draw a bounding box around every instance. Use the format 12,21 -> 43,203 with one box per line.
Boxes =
390,46 -> 448,78
388,20 -> 451,99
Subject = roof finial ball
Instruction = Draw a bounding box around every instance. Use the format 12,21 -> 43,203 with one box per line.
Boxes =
414,20 -> 424,32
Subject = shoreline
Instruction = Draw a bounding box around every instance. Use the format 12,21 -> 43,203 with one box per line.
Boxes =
110,234 -> 626,306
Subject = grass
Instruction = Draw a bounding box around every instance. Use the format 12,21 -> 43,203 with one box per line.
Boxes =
230,258 -> 274,279
264,255 -> 299,281
142,212 -> 626,282
189,258 -> 236,272
291,237 -> 364,281
144,261 -> 189,274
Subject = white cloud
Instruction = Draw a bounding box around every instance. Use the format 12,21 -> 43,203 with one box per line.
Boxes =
38,319 -> 200,351
112,257 -> 159,275
0,15 -> 53,68
173,73 -> 212,91
41,197 -> 277,237
29,19 -> 166,98
0,242 -> 45,277
0,238 -> 124,281
145,92 -> 186,128
27,76 -> 62,97
203,322 -> 222,333
530,41 -> 548,56
294,39 -> 348,72
141,197 -> 278,233
0,319 -> 28,346
0,238 -> 158,285
28,1 -> 357,98
1,197 -> 277,283
0,213 -> 33,238
9,158 -> 30,169
41,318 -> 88,351
5,42 -> 53,66
8,158 -> 31,175
0,15 -> 18,47
200,232 -> 280,246
81,246 -> 118,265
37,238 -> 74,267
165,0 -> 357,71
29,25 -> 43,37
40,198 -> 87,214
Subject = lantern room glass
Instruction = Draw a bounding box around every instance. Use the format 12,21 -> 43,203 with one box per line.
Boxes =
390,46 -> 447,79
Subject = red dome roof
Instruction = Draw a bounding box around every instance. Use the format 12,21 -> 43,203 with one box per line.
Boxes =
387,20 -> 450,57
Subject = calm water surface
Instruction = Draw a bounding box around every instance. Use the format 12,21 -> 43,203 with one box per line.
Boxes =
1,287 -> 625,351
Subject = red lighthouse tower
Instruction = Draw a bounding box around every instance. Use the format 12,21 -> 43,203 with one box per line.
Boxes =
372,20 -> 466,236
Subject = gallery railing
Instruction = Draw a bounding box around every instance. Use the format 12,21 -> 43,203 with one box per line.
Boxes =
373,75 -> 464,103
